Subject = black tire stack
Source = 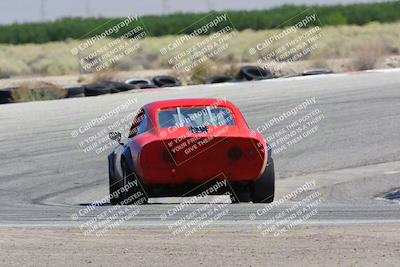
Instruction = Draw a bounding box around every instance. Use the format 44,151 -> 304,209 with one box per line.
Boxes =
0,88 -> 13,104
65,87 -> 85,98
125,78 -> 153,89
237,66 -> 273,81
0,65 -> 283,104
205,75 -> 235,84
84,81 -> 136,96
152,75 -> 182,87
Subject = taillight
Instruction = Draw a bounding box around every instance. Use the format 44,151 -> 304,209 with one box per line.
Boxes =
228,146 -> 242,160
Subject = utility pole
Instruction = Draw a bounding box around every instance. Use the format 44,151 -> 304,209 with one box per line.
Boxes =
85,0 -> 93,16
40,0 -> 47,20
162,0 -> 170,15
206,0 -> 216,11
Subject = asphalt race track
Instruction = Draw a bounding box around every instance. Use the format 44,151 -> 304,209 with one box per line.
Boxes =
1,70 -> 400,227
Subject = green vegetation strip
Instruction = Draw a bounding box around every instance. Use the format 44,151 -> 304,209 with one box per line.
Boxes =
0,2 -> 400,44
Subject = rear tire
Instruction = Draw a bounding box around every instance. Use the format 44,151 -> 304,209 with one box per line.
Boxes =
250,159 -> 275,203
109,172 -> 124,205
121,160 -> 148,205
230,183 -> 251,203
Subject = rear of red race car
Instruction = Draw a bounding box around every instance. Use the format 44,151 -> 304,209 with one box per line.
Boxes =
138,126 -> 268,185
129,99 -> 275,203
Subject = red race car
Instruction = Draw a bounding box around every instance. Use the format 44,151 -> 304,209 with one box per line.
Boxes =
108,98 -> 274,205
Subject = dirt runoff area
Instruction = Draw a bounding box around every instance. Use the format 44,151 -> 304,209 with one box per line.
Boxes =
0,224 -> 399,266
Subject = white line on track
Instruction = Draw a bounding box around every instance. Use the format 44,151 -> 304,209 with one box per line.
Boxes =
1,219 -> 400,228
384,171 -> 400,175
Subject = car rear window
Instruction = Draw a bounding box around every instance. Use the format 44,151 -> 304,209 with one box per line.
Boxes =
158,107 -> 235,128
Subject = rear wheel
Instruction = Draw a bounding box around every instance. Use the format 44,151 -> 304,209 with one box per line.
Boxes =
250,159 -> 275,203
109,171 -> 124,205
230,183 -> 251,203
120,160 -> 148,205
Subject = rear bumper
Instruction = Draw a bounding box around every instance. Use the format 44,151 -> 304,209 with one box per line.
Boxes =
139,136 -> 268,184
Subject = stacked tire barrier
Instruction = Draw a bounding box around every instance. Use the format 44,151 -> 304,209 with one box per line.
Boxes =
84,81 -> 136,96
0,88 -> 13,104
125,79 -> 152,88
205,76 -> 235,84
66,87 -> 85,98
152,76 -> 182,87
0,66 -> 333,104
237,66 -> 273,81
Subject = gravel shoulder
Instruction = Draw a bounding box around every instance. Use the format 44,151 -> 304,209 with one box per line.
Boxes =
1,224 -> 399,266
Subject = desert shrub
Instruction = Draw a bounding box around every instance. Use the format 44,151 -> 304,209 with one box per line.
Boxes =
12,82 -> 67,102
187,62 -> 214,85
310,56 -> 330,69
351,43 -> 389,70
90,70 -> 118,83
187,61 -> 240,84
0,22 -> 399,76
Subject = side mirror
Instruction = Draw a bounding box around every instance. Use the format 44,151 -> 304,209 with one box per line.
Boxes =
109,132 -> 122,144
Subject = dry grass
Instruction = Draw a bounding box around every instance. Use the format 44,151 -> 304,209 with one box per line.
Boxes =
89,70 -> 119,83
184,61 -> 240,84
0,22 -> 399,77
350,43 -> 388,70
12,82 -> 66,102
187,62 -> 214,85
310,57 -> 330,69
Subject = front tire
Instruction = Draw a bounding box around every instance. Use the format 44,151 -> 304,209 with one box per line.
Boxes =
250,159 -> 275,203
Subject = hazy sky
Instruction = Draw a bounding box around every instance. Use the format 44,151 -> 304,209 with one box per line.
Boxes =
0,0 -> 387,25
